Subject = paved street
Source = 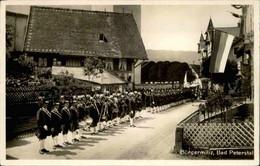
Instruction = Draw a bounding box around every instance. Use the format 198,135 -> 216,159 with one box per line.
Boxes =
6,102 -> 201,160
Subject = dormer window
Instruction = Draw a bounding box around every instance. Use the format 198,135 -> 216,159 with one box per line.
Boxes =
99,34 -> 108,43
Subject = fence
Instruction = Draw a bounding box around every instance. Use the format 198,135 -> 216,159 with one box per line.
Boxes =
174,122 -> 254,153
6,87 -> 39,105
6,85 -> 93,139
182,122 -> 254,148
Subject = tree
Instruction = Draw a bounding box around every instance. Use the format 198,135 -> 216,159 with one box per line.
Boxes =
141,61 -> 155,83
6,24 -> 14,61
241,63 -> 251,98
147,62 -> 158,82
83,56 -> 104,79
224,96 -> 233,122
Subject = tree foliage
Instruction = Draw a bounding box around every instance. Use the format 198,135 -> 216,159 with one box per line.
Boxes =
199,92 -> 234,123
240,63 -> 251,97
201,57 -> 238,93
83,56 -> 104,77
6,54 -> 37,79
141,61 -> 197,83
6,24 -> 14,49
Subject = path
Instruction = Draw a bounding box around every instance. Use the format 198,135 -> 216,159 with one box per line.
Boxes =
6,101 -> 201,160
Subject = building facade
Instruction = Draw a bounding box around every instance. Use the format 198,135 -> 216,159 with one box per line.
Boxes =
197,5 -> 254,98
6,11 -> 28,56
23,6 -> 147,93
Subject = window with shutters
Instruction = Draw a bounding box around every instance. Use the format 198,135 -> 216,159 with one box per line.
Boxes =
105,59 -> 113,70
38,57 -> 47,67
119,59 -> 127,71
66,58 -> 81,67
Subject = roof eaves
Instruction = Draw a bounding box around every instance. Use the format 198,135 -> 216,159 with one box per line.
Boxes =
6,11 -> 28,17
31,6 -> 131,16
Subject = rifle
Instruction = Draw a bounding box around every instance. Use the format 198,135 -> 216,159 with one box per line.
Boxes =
98,102 -> 105,122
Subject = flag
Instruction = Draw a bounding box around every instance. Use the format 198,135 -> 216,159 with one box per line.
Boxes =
183,71 -> 189,88
209,30 -> 235,73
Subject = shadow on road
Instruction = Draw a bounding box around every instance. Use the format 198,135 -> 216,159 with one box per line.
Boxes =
157,103 -> 190,115
135,117 -> 156,124
82,117 -> 156,138
46,150 -> 77,157
135,126 -> 154,129
6,139 -> 31,148
6,155 -> 18,160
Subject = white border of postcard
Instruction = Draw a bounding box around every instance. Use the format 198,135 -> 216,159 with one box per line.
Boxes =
0,0 -> 259,165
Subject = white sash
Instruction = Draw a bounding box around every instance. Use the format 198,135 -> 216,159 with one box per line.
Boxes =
52,109 -> 62,119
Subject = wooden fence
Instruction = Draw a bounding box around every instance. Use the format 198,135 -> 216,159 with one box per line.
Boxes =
181,122 -> 254,148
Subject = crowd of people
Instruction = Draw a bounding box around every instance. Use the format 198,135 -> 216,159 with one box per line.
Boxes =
36,89 -> 192,154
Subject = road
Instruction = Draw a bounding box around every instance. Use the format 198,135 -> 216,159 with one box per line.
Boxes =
6,101 -> 200,160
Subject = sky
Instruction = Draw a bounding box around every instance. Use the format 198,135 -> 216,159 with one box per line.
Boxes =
141,5 -> 242,51
6,5 -> 242,52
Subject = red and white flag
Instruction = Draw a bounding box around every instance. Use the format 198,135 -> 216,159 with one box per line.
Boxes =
209,29 -> 235,73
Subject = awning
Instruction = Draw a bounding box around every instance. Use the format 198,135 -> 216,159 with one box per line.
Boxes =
52,66 -> 127,85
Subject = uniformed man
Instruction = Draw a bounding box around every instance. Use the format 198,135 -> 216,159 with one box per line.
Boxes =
112,95 -> 120,125
51,101 -> 63,150
36,99 -> 52,154
135,91 -> 143,118
106,95 -> 114,127
61,100 -> 72,145
129,92 -> 136,127
117,94 -> 124,124
120,95 -> 128,123
89,96 -> 99,135
150,89 -> 156,114
100,94 -> 109,130
96,94 -> 104,132
70,97 -> 80,142
77,95 -> 87,139
124,92 -> 130,122
84,94 -> 92,131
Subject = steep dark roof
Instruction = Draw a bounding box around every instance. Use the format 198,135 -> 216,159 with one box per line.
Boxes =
199,33 -> 204,42
24,6 -> 147,60
207,18 -> 214,30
